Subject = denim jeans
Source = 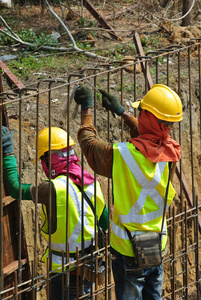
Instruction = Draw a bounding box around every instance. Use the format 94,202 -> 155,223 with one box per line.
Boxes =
111,248 -> 164,300
50,273 -> 91,300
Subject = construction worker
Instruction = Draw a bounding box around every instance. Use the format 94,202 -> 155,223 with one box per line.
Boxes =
2,126 -> 108,300
74,83 -> 183,300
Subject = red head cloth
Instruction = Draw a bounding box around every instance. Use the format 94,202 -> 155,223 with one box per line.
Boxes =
41,147 -> 94,186
129,110 -> 181,163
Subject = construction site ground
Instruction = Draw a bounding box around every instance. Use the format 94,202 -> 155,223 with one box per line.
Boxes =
0,1 -> 201,299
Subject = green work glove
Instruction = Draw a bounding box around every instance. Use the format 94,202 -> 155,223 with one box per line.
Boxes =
99,89 -> 125,116
74,83 -> 93,111
2,126 -> 14,156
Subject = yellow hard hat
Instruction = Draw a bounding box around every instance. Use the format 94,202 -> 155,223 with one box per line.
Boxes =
132,84 -> 183,122
35,127 -> 75,161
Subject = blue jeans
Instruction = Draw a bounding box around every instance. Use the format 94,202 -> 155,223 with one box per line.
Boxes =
111,248 -> 164,300
50,273 -> 91,300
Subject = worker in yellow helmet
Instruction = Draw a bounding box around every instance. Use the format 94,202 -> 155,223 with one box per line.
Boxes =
2,126 -> 108,300
74,83 -> 183,300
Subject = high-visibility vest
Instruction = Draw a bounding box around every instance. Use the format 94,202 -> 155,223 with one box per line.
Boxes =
41,175 -> 106,272
111,142 -> 176,257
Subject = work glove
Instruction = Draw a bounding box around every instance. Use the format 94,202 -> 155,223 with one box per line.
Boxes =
2,126 -> 14,156
99,89 -> 125,116
74,83 -> 93,111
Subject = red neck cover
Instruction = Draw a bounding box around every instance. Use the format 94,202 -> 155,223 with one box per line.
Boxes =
129,110 -> 181,163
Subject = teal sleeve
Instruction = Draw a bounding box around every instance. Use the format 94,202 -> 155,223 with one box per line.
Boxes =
3,155 -> 32,200
99,205 -> 109,231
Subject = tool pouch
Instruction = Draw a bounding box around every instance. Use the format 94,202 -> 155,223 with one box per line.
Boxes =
131,232 -> 162,268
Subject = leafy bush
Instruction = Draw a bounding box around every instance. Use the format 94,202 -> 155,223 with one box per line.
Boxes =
0,28 -> 57,48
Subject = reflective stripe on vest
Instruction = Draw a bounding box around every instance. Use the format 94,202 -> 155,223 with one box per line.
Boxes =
41,176 -> 105,271
111,142 -> 175,257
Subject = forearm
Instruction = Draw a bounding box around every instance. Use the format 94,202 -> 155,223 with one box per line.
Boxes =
121,111 -> 139,138
170,162 -> 176,181
31,182 -> 56,233
78,109 -> 113,178
3,155 -> 32,200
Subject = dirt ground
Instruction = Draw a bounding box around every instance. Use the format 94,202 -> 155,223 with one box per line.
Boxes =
1,1 -> 201,299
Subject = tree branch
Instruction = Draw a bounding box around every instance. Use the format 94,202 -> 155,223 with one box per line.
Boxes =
0,1 -> 108,61
43,0 -> 108,60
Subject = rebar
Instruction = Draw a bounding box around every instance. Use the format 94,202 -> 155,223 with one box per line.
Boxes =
0,37 -> 201,300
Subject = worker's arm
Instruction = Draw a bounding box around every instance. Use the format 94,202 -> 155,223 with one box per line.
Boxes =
3,154 -> 56,207
170,162 -> 176,181
75,85 -> 139,177
2,126 -> 56,210
3,155 -> 32,200
99,89 -> 139,138
78,109 -> 113,178
31,182 -> 57,233
2,126 -> 32,200
121,111 -> 139,138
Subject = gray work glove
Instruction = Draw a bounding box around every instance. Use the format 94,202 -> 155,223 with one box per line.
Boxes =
2,126 -> 14,156
74,83 -> 93,111
99,89 -> 125,116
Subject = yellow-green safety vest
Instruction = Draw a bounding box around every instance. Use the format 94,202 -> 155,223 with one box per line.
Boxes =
111,142 -> 176,257
41,175 -> 106,272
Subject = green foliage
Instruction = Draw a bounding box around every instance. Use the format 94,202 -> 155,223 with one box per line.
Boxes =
117,76 -> 134,93
140,35 -> 149,47
8,55 -> 64,78
0,28 -> 57,49
113,42 -> 136,60
0,29 -> 14,45
89,20 -> 94,28
76,41 -> 92,50
140,34 -> 162,51
80,18 -> 86,28
79,18 -> 94,29
75,18 -> 95,41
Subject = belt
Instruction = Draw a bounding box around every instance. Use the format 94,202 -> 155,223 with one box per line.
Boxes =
51,247 -> 91,259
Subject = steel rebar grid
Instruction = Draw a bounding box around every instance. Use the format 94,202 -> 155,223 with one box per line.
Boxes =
0,39 -> 201,299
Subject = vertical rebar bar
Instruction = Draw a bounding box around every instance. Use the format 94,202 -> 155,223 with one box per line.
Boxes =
62,251 -> 64,300
120,68 -> 123,142
0,94 -> 3,297
188,47 -> 195,203
34,86 -> 39,300
198,43 -> 201,146
172,206 -> 176,300
105,233 -> 108,300
14,270 -> 18,300
166,53 -> 169,86
177,49 -> 185,299
47,258 -> 50,300
133,63 -> 137,118
195,195 -> 200,299
48,83 -> 52,277
18,92 -> 22,300
145,60 -> 148,93
156,57 -> 159,84
184,200 -> 188,298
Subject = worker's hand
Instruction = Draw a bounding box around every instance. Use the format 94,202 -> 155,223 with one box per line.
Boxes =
2,126 -> 14,156
74,83 -> 93,111
99,90 -> 125,116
